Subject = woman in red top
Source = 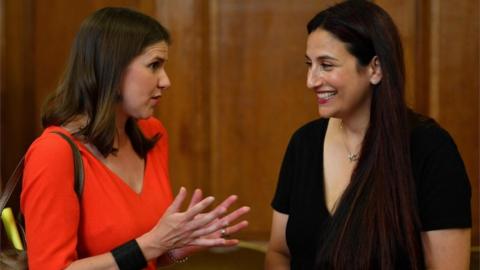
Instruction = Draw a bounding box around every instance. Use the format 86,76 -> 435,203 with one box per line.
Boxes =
21,7 -> 250,270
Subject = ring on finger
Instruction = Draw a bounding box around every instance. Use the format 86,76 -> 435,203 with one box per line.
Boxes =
220,228 -> 229,238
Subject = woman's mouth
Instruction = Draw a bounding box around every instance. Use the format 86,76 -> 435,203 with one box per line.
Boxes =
317,91 -> 336,104
150,95 -> 161,105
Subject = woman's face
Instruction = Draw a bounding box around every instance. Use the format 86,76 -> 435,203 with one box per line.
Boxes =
305,29 -> 376,119
119,41 -> 170,120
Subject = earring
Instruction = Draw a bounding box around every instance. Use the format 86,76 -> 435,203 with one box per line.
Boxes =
371,78 -> 381,85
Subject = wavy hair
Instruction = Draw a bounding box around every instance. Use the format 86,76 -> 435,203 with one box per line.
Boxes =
42,7 -> 170,157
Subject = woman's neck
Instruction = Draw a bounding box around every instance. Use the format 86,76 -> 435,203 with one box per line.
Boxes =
115,111 -> 129,149
62,115 -> 88,134
337,110 -> 370,139
331,109 -> 370,162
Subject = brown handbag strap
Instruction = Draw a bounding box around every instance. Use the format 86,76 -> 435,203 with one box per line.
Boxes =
0,158 -> 25,212
0,132 -> 84,212
51,132 -> 84,197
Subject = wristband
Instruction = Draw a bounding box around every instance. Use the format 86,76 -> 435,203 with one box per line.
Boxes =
111,239 -> 148,270
166,250 -> 189,263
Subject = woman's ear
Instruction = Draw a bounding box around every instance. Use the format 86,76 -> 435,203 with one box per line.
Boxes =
369,56 -> 382,85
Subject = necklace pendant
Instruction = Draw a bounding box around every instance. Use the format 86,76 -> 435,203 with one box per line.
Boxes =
348,153 -> 359,162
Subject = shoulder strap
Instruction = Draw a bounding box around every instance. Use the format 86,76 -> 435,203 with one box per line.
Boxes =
0,158 -> 25,212
0,131 -> 84,212
50,131 -> 84,197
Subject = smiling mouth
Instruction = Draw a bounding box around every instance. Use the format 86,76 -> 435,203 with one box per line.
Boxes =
318,92 -> 336,99
317,91 -> 337,104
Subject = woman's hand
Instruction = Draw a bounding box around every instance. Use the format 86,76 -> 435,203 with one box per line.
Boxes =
168,189 -> 250,259
136,187 -> 249,261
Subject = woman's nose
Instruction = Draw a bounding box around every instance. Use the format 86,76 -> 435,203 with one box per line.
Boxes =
158,70 -> 171,90
306,67 -> 323,89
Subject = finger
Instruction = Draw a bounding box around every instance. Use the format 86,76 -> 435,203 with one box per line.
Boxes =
189,195 -> 236,221
189,217 -> 230,238
185,205 -> 226,232
187,189 -> 203,209
191,237 -> 239,247
164,187 -> 187,215
216,195 -> 238,210
219,206 -> 250,226
221,239 -> 240,247
189,195 -> 238,222
184,196 -> 216,221
223,220 -> 249,236
188,206 -> 249,236
191,204 -> 247,229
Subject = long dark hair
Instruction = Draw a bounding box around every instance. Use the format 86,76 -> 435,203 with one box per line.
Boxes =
42,7 -> 170,157
308,2 -> 423,269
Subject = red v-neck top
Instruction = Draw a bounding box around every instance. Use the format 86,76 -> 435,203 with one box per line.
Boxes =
21,117 -> 173,270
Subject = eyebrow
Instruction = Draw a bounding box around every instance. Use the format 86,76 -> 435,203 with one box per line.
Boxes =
144,49 -> 168,60
147,56 -> 168,62
305,55 -> 338,61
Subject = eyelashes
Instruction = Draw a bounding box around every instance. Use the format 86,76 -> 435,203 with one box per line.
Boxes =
305,61 -> 334,71
148,59 -> 165,71
148,62 -> 160,70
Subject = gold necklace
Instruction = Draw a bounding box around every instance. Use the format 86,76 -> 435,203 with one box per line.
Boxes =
340,121 -> 360,162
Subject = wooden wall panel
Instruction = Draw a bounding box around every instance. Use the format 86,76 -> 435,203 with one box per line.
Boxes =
379,0 -> 479,246
1,0 -> 35,187
413,0 -> 432,115
209,0 -> 332,239
154,0 -> 213,196
430,0 -> 479,245
375,0 -> 418,107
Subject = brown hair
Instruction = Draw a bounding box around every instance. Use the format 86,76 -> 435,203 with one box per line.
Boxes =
42,7 -> 170,157
308,1 -> 423,269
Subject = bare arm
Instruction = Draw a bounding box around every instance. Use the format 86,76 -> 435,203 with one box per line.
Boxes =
422,229 -> 471,270
265,210 -> 290,270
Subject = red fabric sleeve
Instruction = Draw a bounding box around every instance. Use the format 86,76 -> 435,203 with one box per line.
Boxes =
21,131 -> 80,269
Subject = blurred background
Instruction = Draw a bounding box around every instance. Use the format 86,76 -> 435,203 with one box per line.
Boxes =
1,0 -> 478,269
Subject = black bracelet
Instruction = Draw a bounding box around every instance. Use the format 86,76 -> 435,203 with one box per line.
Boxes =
111,239 -> 148,270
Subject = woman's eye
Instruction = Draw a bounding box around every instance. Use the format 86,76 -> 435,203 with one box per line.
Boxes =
148,61 -> 160,70
305,61 -> 312,67
321,63 -> 334,70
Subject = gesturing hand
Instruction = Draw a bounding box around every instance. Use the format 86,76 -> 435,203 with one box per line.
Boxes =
167,189 -> 250,259
136,187 -> 249,261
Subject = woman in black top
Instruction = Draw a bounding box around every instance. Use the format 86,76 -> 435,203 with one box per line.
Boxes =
265,1 -> 471,270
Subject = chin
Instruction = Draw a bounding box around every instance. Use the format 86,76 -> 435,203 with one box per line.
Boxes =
138,114 -> 153,120
138,109 -> 155,119
317,106 -> 337,119
130,113 -> 152,120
